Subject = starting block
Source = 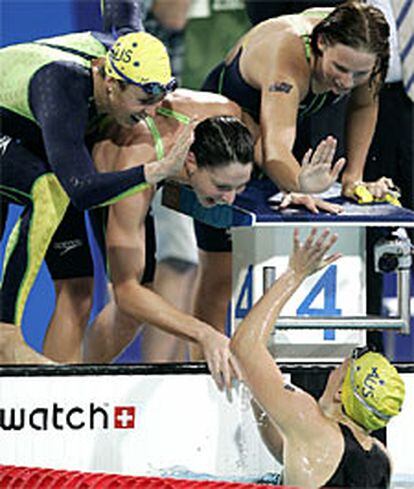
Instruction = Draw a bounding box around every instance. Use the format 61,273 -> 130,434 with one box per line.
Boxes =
163,180 -> 414,360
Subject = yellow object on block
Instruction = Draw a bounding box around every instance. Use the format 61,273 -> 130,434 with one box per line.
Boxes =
354,185 -> 374,204
353,185 -> 401,206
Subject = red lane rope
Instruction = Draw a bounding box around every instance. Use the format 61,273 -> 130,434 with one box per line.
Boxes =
0,465 -> 301,489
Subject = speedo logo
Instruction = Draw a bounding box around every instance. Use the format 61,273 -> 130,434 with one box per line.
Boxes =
0,135 -> 12,155
53,239 -> 83,256
0,404 -> 136,431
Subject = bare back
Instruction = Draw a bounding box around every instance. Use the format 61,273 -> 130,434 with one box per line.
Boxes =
226,9 -> 333,99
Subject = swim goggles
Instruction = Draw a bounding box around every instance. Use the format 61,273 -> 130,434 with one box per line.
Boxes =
107,55 -> 177,95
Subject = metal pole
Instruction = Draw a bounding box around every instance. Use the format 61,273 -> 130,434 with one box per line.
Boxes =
398,268 -> 411,334
272,316 -> 408,331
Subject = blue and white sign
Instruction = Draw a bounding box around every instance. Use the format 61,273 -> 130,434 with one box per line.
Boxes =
232,225 -> 366,361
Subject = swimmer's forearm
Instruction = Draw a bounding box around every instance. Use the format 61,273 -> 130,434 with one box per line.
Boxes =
262,156 -> 301,192
260,93 -> 300,191
113,280 -> 212,343
342,98 -> 378,186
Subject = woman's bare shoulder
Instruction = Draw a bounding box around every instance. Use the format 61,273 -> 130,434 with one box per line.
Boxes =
165,89 -> 241,118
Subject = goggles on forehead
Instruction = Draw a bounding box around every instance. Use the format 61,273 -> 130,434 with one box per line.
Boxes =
351,345 -> 371,360
107,55 -> 177,96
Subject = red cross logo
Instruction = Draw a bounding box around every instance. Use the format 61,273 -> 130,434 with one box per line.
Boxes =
114,406 -> 135,429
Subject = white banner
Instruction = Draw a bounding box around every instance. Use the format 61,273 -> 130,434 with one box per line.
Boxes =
0,371 -> 413,486
0,373 -> 276,479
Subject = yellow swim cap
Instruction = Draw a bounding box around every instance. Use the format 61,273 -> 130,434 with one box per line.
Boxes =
341,351 -> 405,431
105,32 -> 173,87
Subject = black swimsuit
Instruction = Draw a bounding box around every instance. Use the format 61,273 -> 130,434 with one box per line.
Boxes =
0,0 -> 148,325
322,424 -> 390,488
202,35 -> 344,123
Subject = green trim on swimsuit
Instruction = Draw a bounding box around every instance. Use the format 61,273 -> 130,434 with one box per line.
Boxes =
15,173 -> 70,326
93,182 -> 152,208
145,116 -> 165,160
218,66 -> 226,95
298,34 -> 330,119
310,93 -> 328,115
300,93 -> 319,117
0,218 -> 22,288
301,8 -> 331,18
0,185 -> 32,201
144,106 -> 192,160
156,107 -> 191,125
0,189 -> 25,206
301,34 -> 312,64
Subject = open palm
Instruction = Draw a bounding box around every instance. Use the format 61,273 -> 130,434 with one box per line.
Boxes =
298,136 -> 346,194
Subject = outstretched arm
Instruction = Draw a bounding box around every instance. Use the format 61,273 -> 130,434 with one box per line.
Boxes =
31,66 -> 193,211
341,82 -> 395,200
107,180 -> 239,391
257,39 -> 345,194
230,229 -> 341,434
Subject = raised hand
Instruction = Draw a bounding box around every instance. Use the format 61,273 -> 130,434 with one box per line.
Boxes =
288,228 -> 341,279
298,136 -> 346,194
144,120 -> 196,184
163,120 -> 196,175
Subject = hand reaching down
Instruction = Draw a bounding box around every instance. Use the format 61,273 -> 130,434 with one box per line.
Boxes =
199,327 -> 242,392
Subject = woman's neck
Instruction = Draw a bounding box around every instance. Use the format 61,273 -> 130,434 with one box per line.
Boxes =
335,409 -> 371,438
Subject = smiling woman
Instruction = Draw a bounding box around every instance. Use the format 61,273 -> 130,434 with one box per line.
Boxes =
201,1 -> 391,200
94,31 -> 178,126
185,117 -> 253,207
309,3 -> 389,96
315,44 -> 377,95
0,7 -> 196,363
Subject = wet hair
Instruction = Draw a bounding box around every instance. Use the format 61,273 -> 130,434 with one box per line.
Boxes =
190,116 -> 254,169
310,1 -> 390,94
